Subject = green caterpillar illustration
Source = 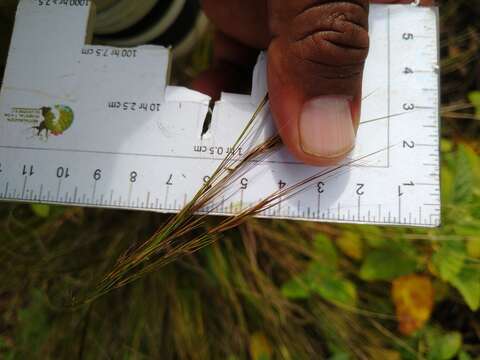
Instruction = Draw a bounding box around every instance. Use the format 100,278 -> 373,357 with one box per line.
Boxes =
33,105 -> 74,137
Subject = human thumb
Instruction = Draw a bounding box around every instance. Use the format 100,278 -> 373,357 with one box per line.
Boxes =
267,0 -> 370,165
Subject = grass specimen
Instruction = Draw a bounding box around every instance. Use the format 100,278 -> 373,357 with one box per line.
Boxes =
88,94 -> 391,303
89,95 -> 278,300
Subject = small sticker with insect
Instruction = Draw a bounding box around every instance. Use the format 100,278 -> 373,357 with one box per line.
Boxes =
4,104 -> 74,140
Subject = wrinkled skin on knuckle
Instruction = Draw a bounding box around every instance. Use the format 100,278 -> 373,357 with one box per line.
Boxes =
269,0 -> 367,32
287,51 -> 365,95
272,1 -> 370,95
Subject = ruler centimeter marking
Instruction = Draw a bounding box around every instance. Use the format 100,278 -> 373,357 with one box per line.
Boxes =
0,3 -> 441,227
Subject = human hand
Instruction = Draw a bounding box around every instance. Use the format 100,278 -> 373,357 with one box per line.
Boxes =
193,0 -> 433,165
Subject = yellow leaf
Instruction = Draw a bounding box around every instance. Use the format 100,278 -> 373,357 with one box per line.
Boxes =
250,332 -> 272,360
336,231 -> 363,260
466,237 -> 480,259
392,275 -> 434,336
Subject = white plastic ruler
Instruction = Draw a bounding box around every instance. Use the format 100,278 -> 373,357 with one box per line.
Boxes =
0,1 -> 440,227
